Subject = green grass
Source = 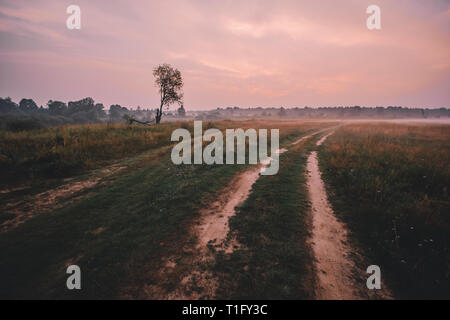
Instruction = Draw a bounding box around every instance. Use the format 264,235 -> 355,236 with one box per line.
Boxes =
319,123 -> 450,299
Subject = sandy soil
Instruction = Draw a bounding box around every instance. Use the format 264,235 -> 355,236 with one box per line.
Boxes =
0,165 -> 126,232
306,133 -> 392,300
291,127 -> 336,145
197,166 -> 262,250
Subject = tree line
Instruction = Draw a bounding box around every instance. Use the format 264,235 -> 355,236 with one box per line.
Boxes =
0,96 -> 159,131
0,63 -> 186,131
206,105 -> 449,120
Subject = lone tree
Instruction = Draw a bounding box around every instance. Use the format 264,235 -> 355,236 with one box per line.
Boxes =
153,64 -> 183,124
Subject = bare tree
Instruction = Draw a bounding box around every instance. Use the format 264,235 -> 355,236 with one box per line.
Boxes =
153,64 -> 183,124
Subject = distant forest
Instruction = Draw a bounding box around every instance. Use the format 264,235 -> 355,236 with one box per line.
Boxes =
0,96 -> 448,131
0,97 -> 158,131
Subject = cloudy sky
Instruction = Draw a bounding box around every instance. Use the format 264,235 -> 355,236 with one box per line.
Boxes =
0,0 -> 449,109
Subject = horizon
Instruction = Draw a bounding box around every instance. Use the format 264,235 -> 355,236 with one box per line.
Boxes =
2,95 -> 449,112
1,0 -> 449,110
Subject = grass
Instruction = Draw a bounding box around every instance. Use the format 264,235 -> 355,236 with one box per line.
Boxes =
0,147 -> 245,298
319,123 -> 450,299
212,133 -> 320,299
0,120 -> 333,299
0,123 -> 184,188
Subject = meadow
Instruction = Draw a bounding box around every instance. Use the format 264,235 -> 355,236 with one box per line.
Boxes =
0,120 -> 448,299
0,123 -> 183,189
0,120 -> 321,187
0,120 -> 333,298
320,123 -> 450,299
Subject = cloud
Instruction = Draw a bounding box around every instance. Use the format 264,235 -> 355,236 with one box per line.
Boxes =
0,0 -> 449,109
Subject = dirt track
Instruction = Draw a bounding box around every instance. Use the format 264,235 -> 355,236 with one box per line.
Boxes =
197,166 -> 261,251
0,165 -> 126,232
143,127 -> 394,300
306,132 -> 392,299
151,131 -> 326,299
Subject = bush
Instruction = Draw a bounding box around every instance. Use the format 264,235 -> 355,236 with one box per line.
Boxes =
5,118 -> 43,132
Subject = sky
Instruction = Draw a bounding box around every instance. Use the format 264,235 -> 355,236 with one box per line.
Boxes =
0,0 -> 449,110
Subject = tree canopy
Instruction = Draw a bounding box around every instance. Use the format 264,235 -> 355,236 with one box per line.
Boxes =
153,64 -> 183,123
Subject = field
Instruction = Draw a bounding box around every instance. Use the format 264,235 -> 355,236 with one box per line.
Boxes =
0,120 -> 448,299
319,123 -> 450,299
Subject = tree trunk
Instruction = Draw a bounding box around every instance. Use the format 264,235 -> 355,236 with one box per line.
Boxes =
156,103 -> 163,124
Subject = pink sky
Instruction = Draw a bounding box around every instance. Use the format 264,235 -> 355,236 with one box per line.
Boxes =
0,0 -> 449,110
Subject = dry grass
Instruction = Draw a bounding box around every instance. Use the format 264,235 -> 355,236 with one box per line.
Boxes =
0,123 -> 179,186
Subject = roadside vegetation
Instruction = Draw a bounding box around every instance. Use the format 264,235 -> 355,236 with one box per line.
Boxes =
0,123 -> 183,189
319,123 -> 450,299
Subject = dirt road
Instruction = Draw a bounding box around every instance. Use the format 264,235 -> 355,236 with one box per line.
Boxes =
0,165 -> 126,232
306,132 -> 392,299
